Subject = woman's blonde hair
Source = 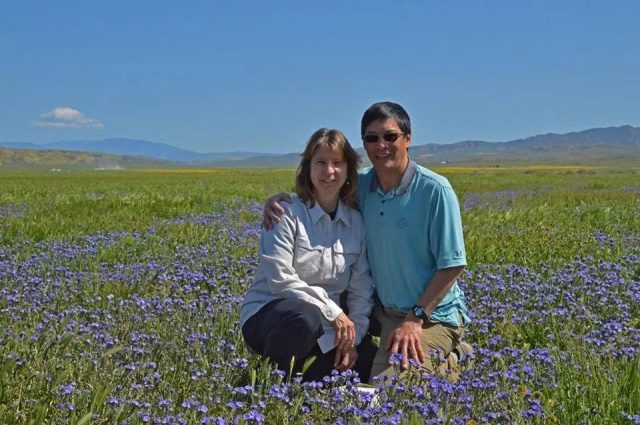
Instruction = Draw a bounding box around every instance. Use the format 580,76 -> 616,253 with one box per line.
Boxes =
295,128 -> 360,209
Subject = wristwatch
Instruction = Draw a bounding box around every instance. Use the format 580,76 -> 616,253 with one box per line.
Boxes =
411,304 -> 428,321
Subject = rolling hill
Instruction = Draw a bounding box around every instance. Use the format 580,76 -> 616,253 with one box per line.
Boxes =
0,147 -> 169,169
0,138 -> 275,162
2,125 -> 639,168
408,125 -> 640,166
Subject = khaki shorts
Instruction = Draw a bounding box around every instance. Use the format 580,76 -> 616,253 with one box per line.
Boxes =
369,304 -> 464,383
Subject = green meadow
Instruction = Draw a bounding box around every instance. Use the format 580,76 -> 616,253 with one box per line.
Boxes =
2,167 -> 639,266
0,166 -> 638,424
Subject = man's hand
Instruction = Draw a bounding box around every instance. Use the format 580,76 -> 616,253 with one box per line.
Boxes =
334,345 -> 358,371
332,312 -> 355,352
387,317 -> 425,369
262,193 -> 292,230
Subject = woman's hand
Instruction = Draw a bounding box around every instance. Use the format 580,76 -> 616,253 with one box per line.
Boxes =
262,193 -> 292,230
332,312 -> 355,353
334,345 -> 358,371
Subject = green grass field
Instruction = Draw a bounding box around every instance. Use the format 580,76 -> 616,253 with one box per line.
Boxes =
0,167 -> 638,423
2,167 -> 638,266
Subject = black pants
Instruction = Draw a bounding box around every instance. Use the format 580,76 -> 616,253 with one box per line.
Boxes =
242,298 -> 376,382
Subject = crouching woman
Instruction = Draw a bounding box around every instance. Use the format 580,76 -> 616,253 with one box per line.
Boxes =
240,128 -> 375,382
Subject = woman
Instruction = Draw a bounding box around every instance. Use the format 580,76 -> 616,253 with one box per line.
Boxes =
240,128 -> 375,382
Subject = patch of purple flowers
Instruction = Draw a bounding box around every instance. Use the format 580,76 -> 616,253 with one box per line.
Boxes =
0,201 -> 637,423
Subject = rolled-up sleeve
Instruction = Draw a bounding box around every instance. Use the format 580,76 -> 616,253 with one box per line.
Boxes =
258,208 -> 343,321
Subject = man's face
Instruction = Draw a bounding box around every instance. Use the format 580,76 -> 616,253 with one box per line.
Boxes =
362,119 -> 411,175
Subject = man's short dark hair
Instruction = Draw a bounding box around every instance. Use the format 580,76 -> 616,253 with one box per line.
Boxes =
360,102 -> 411,137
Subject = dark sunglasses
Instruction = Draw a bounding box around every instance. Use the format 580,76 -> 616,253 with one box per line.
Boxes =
362,133 -> 404,144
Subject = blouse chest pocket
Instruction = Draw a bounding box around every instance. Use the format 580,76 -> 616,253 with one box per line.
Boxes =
293,235 -> 326,279
332,239 -> 360,276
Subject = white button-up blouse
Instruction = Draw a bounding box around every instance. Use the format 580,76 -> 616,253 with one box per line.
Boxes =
240,195 -> 375,353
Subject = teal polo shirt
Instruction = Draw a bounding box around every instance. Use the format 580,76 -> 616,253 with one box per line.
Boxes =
357,161 -> 469,327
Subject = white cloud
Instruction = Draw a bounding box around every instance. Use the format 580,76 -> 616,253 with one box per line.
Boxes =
34,107 -> 104,128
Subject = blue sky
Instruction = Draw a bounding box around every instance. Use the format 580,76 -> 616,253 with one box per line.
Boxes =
2,1 -> 639,154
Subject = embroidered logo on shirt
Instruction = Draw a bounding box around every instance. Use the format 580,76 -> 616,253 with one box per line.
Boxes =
454,250 -> 464,258
394,217 -> 410,229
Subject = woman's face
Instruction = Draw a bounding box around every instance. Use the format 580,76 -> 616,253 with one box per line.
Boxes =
310,144 -> 347,204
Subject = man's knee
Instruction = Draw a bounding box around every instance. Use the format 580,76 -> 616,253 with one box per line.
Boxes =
420,324 -> 459,355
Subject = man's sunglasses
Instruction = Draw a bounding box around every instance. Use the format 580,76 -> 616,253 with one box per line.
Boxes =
362,133 -> 404,144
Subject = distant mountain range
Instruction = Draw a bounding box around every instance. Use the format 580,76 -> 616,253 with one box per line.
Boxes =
1,125 -> 639,168
0,146 -> 168,169
409,125 -> 640,166
0,138 -> 276,162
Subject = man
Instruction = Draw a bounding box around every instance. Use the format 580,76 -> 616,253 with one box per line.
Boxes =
265,101 -> 472,382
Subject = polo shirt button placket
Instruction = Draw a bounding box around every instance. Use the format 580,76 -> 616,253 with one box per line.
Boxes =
378,206 -> 386,225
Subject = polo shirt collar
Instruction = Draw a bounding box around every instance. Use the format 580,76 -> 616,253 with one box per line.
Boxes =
307,198 -> 351,226
368,160 -> 417,196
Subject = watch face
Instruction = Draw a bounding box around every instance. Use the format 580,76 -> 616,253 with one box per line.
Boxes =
413,305 -> 426,319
